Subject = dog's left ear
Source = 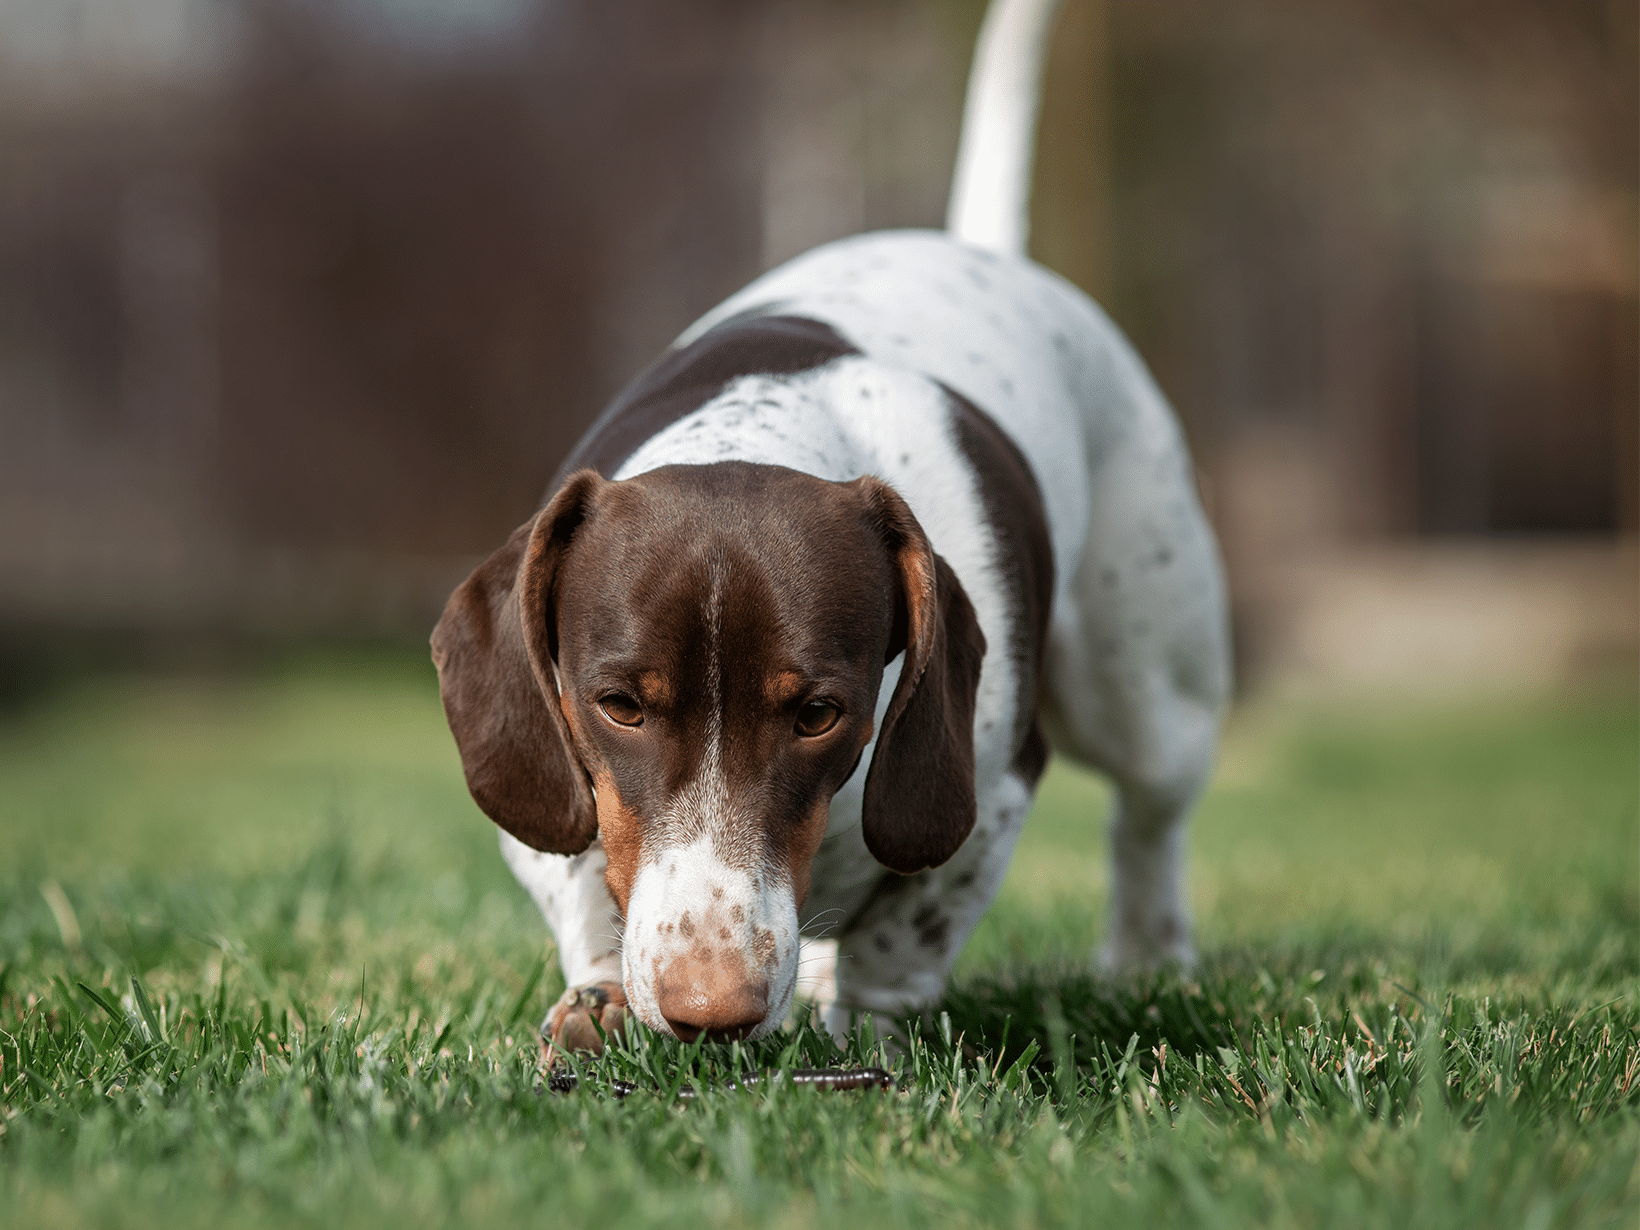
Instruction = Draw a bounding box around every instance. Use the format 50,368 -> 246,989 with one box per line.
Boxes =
853,477 -> 987,874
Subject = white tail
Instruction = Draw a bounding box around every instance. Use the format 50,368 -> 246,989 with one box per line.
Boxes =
945,0 -> 1065,257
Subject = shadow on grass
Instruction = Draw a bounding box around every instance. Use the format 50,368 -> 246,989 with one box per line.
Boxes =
940,968 -> 1231,1071
937,914 -> 1639,1080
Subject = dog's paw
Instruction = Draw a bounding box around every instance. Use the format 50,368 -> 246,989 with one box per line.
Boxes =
541,981 -> 628,1065
1097,919 -> 1195,975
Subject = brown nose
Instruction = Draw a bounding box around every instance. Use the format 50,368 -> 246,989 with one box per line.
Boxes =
655,952 -> 770,1042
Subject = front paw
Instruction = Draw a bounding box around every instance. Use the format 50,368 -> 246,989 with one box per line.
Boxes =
541,981 -> 628,1065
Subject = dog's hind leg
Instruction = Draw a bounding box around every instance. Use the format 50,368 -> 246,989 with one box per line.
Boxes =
1040,403 -> 1232,971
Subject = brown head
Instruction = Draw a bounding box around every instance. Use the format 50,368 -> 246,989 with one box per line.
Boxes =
431,461 -> 984,1040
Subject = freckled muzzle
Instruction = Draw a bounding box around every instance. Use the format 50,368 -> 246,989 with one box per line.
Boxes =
620,841 -> 799,1042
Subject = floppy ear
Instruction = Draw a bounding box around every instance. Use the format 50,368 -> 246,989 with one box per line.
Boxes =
854,477 -> 987,874
430,471 -> 606,854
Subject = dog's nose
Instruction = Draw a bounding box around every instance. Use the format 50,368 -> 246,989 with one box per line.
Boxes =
655,953 -> 770,1042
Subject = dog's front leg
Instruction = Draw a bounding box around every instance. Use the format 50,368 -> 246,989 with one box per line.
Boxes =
498,831 -> 628,1061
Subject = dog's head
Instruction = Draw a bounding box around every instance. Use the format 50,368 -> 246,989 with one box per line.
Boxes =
431,461 -> 984,1041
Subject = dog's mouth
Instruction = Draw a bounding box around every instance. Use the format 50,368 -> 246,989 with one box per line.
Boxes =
664,1020 -> 761,1045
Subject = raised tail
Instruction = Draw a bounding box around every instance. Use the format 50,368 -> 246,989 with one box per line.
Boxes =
945,0 -> 1065,257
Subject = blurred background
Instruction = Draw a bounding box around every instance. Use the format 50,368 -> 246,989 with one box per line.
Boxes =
0,0 -> 1634,701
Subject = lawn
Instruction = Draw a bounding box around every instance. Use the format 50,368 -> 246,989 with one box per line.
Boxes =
1,645 -> 1635,1228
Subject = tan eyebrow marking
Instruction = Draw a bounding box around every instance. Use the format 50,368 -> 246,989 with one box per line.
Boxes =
636,670 -> 674,708
764,670 -> 807,708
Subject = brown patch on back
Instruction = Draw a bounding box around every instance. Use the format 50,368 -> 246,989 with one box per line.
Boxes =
945,384 -> 1055,787
551,316 -> 860,486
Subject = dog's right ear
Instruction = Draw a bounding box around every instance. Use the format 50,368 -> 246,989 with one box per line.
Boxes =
430,471 -> 606,854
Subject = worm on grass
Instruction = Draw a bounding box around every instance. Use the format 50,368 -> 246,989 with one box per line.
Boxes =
545,1067 -> 895,1100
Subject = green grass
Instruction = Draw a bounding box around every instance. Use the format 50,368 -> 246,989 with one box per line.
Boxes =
1,646 -> 1635,1228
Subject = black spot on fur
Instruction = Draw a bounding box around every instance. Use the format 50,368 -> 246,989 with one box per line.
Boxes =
918,916 -> 950,951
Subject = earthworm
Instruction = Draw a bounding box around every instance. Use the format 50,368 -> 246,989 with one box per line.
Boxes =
545,1067 -> 894,1099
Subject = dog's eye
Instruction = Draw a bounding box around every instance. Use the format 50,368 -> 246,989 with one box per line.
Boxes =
599,694 -> 644,727
795,701 -> 840,738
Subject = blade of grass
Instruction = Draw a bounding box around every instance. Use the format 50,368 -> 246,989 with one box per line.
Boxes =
503,957 -> 545,1030
129,975 -> 164,1045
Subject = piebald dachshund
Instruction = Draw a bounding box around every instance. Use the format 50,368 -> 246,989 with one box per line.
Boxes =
431,0 -> 1230,1057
